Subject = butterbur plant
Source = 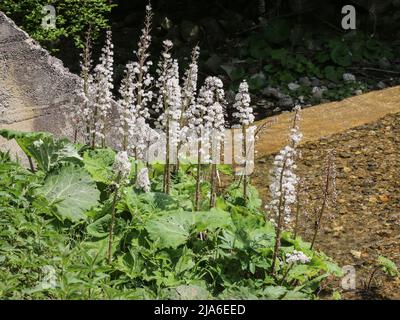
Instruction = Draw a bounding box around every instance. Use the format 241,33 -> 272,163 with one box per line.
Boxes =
280,250 -> 311,285
0,4 -> 346,301
108,151 -> 131,264
232,80 -> 254,204
135,167 -> 151,193
268,106 -> 302,274
197,76 -> 226,207
186,84 -> 207,210
154,40 -> 182,194
117,59 -> 155,167
91,30 -> 114,149
285,250 -> 311,264
131,2 -> 154,122
67,28 -> 93,145
118,62 -> 136,151
181,46 -> 200,130
129,3 -> 155,166
177,45 -> 200,171
80,28 -> 94,144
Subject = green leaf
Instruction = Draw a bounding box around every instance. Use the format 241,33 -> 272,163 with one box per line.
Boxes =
36,165 -> 100,221
145,208 -> 231,247
87,214 -> 111,238
324,260 -> 344,277
332,291 -> 341,300
281,290 -> 309,300
145,211 -> 195,249
0,129 -> 81,172
287,264 -> 316,282
194,208 -> 232,232
324,66 -> 343,83
175,248 -> 196,274
121,189 -> 178,215
262,286 -> 287,299
83,148 -> 116,184
378,256 -> 399,277
218,286 -> 259,300
331,43 -> 352,67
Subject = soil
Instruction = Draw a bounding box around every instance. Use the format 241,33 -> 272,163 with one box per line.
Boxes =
253,111 -> 400,300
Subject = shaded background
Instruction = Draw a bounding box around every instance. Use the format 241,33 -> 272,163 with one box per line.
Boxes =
2,0 -> 400,118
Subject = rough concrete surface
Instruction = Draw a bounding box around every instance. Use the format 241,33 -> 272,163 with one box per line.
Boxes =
0,11 -> 81,157
255,86 -> 400,156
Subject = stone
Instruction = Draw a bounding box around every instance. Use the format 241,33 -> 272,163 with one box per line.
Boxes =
350,250 -> 362,259
310,77 -> 320,87
327,82 -> 337,89
343,73 -> 356,82
258,101 -> 275,110
278,96 -> 294,109
0,12 -> 79,155
377,81 -> 387,90
288,82 -> 300,91
0,12 -> 119,158
261,87 -> 284,99
312,86 -> 327,99
299,77 -> 311,86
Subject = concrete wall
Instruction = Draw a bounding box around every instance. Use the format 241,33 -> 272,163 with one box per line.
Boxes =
0,11 -> 81,157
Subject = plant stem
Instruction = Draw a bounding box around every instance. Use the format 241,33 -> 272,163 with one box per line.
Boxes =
310,155 -> 332,250
27,156 -> 35,173
108,173 -> 121,264
91,106 -> 98,149
280,263 -> 294,285
209,163 -> 217,208
271,159 -> 288,274
195,139 -> 202,211
163,116 -> 171,194
134,148 -> 138,182
231,128 -> 236,173
293,192 -> 301,239
242,126 -> 248,205
366,266 -> 380,291
73,128 -> 78,144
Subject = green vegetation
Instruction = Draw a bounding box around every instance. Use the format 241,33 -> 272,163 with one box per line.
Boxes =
0,130 -> 342,299
366,256 -> 399,291
221,19 -> 395,98
0,0 -> 113,49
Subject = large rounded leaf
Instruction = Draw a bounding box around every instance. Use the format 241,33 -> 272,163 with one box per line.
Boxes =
37,165 -> 100,221
145,209 -> 233,249
145,211 -> 195,249
194,208 -> 232,232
